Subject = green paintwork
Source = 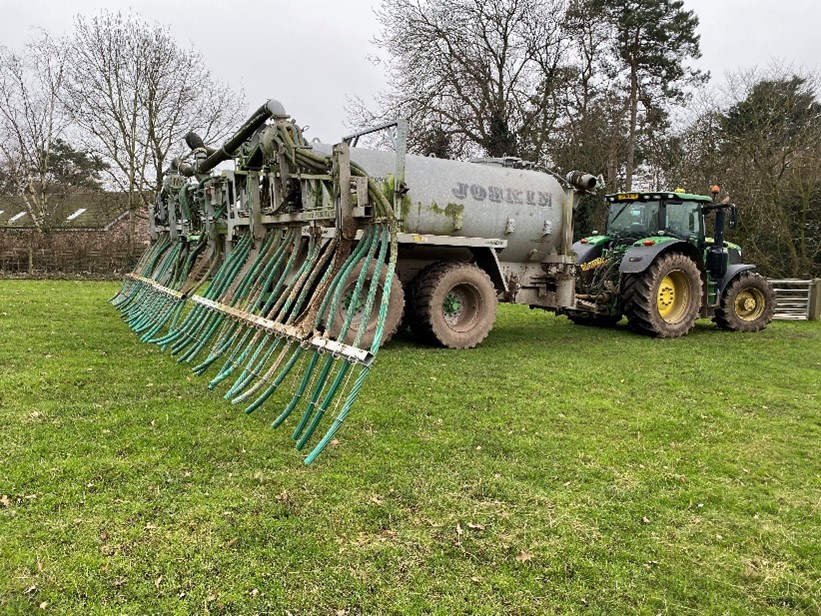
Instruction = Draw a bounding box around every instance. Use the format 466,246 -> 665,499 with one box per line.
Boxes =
443,293 -> 461,316
580,234 -> 611,246
580,233 -> 682,250
705,238 -> 741,250
630,236 -> 678,247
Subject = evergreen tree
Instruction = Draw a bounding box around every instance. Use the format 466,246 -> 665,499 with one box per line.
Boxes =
597,0 -> 705,189
44,139 -> 109,191
719,75 -> 821,276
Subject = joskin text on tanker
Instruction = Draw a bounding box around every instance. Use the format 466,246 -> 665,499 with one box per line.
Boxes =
452,183 -> 553,207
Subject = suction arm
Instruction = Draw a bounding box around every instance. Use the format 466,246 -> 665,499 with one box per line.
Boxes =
565,171 -> 598,192
181,99 -> 289,176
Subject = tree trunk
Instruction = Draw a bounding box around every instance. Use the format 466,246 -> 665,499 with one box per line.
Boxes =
127,178 -> 136,269
626,61 -> 639,191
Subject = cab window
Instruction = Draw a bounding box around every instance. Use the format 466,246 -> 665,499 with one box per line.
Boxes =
607,201 -> 660,236
664,201 -> 702,239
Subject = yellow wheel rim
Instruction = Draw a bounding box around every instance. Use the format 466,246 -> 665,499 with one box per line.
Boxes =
735,288 -> 766,321
656,271 -> 690,323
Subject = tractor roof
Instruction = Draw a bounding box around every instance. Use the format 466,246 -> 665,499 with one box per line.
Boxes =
605,191 -> 713,204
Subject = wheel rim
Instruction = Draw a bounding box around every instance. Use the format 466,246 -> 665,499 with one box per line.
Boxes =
656,270 -> 691,323
340,287 -> 365,328
442,284 -> 480,330
735,288 -> 766,321
340,280 -> 380,330
342,288 -> 364,315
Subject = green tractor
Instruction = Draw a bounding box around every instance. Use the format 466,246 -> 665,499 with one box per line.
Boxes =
564,187 -> 775,337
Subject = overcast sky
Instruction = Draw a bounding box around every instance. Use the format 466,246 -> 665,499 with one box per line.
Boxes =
2,0 -> 819,143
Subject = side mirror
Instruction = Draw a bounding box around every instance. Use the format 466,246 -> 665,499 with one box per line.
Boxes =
729,205 -> 738,230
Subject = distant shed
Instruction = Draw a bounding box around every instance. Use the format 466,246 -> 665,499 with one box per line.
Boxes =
0,193 -> 149,277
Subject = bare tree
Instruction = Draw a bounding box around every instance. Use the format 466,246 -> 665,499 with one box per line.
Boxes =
549,3 -> 631,192
357,0 -> 570,159
660,89 -> 725,191
0,32 -> 69,232
62,11 -> 245,256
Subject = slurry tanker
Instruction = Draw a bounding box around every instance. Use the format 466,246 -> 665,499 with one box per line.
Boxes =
113,99 -> 772,462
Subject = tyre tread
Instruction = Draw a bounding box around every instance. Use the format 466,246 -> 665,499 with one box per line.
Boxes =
409,261 -> 496,349
622,252 -> 702,338
714,271 -> 775,332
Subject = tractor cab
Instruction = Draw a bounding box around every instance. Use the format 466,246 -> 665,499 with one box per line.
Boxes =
603,191 -> 710,245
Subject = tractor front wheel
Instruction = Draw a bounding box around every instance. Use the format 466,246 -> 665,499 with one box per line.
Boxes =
409,262 -> 497,348
714,271 -> 775,332
622,252 -> 702,338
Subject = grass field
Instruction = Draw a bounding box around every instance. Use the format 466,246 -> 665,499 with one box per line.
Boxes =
1,280 -> 819,615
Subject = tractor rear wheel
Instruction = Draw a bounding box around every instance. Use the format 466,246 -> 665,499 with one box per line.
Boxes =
714,271 -> 775,332
622,252 -> 702,338
409,261 -> 497,349
330,262 -> 404,349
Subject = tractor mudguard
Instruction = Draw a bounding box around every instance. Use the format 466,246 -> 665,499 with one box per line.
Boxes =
619,239 -> 703,274
719,264 -> 757,293
571,238 -> 606,265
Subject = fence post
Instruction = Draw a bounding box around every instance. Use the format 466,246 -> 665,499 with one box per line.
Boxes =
809,279 -> 821,321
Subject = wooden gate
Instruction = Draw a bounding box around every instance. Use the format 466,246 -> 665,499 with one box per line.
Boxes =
769,279 -> 815,320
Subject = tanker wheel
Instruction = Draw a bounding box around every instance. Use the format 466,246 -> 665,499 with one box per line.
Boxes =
622,252 -> 702,338
714,271 -> 775,332
329,262 -> 405,349
409,261 -> 497,349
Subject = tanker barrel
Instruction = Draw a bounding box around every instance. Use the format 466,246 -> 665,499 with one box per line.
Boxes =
188,99 -> 288,175
566,171 -> 598,192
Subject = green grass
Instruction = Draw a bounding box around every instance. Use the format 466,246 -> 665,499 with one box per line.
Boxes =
1,280 -> 819,615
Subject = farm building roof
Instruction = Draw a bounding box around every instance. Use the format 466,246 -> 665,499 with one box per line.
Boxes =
0,193 -> 136,230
